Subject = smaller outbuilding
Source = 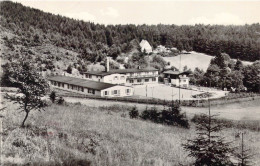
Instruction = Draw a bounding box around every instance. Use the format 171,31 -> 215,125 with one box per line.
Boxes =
163,70 -> 190,88
48,75 -> 134,97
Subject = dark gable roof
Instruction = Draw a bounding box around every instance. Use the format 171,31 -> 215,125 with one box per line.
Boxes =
84,67 -> 158,76
48,75 -> 115,90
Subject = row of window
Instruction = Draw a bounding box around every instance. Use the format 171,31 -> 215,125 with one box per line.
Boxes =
103,89 -> 131,96
128,71 -> 157,76
50,81 -> 95,94
129,78 -> 156,83
113,76 -> 125,80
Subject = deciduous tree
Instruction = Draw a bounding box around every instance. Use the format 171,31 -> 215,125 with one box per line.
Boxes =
5,61 -> 49,127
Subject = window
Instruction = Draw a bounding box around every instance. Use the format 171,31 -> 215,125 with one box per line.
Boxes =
130,79 -> 134,83
183,80 -> 186,83
62,83 -> 64,88
120,76 -> 125,80
152,78 -> 156,81
114,76 -> 118,80
126,89 -> 131,94
88,89 -> 92,93
81,87 -> 84,92
137,79 -> 142,82
54,81 -> 57,86
113,90 -> 118,94
89,75 -> 92,79
145,79 -> 149,82
104,91 -> 109,96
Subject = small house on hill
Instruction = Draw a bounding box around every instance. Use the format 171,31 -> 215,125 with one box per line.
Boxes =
139,40 -> 152,54
163,70 -> 190,88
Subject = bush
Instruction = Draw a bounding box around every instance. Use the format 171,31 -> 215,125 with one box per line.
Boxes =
161,105 -> 189,128
57,97 -> 65,105
129,107 -> 139,119
140,105 -> 189,128
49,91 -> 56,103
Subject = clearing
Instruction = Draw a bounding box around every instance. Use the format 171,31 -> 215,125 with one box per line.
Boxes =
163,51 -> 253,71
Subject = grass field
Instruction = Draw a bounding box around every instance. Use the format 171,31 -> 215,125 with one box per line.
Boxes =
1,98 -> 260,165
163,51 -> 253,71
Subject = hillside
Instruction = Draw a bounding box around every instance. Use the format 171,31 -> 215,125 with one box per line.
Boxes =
2,99 -> 260,165
0,1 -> 259,67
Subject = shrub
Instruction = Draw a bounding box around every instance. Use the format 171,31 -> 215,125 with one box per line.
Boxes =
57,97 -> 65,105
49,91 -> 56,103
161,104 -> 189,128
140,109 -> 150,120
140,105 -> 189,128
129,107 -> 139,119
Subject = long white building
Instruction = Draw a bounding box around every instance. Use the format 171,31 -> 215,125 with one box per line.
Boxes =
84,67 -> 159,85
48,75 -> 134,97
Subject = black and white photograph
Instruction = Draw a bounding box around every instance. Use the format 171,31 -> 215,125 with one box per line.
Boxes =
0,0 -> 260,165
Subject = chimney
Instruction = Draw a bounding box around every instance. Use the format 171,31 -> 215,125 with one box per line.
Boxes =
106,57 -> 110,72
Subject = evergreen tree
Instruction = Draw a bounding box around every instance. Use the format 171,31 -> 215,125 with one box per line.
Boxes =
183,100 -> 234,166
235,59 -> 243,71
67,65 -> 72,74
234,132 -> 254,166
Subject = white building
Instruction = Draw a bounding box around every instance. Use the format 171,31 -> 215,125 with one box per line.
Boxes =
163,70 -> 190,88
84,67 -> 159,85
48,75 -> 133,97
139,40 -> 153,54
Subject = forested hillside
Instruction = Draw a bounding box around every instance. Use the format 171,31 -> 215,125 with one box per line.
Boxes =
0,1 -> 259,63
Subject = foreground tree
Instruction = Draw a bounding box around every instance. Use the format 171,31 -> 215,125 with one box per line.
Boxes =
234,132 -> 254,166
183,100 -> 234,166
5,61 -> 49,127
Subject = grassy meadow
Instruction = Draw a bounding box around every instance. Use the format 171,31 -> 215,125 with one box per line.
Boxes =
1,99 -> 260,166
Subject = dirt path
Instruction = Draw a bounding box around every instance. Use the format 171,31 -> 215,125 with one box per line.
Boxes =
64,97 -> 260,121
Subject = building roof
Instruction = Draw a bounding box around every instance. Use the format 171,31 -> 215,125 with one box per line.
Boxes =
163,70 -> 190,75
48,75 -> 116,91
84,67 -> 158,76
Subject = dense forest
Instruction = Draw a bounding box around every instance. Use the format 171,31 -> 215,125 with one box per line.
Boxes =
0,1 -> 259,62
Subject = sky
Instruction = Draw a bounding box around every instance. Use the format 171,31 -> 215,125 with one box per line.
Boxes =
14,1 -> 260,25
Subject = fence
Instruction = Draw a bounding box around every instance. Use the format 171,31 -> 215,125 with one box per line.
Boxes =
58,89 -> 260,107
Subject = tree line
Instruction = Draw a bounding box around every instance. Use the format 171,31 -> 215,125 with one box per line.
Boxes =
0,1 -> 259,62
189,52 -> 260,93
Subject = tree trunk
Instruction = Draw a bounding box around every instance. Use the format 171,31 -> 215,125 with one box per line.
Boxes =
21,110 -> 29,127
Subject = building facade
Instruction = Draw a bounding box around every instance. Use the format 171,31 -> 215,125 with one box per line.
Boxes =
163,70 -> 190,88
48,75 -> 133,97
84,67 -> 159,85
